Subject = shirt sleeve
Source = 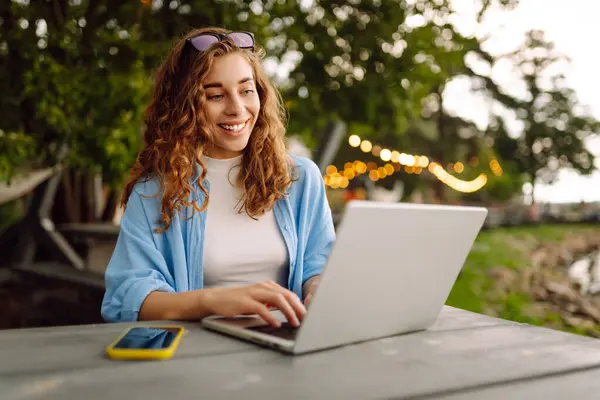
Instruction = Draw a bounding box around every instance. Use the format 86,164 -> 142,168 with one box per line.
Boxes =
101,187 -> 175,322
300,159 -> 336,284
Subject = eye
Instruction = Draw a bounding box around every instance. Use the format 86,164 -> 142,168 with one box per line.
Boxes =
208,94 -> 223,100
243,89 -> 254,95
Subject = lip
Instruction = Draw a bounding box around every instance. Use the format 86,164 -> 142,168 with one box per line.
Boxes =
218,119 -> 249,126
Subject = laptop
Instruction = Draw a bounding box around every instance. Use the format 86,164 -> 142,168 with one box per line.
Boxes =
201,200 -> 488,355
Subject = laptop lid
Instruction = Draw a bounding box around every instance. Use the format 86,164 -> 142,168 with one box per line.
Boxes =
292,200 -> 487,354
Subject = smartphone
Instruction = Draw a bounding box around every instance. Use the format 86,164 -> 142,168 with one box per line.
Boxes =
105,326 -> 185,360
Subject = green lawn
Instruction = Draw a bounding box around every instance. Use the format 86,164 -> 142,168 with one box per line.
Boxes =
446,224 -> 600,336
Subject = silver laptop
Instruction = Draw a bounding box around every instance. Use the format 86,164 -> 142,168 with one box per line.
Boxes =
202,200 -> 488,355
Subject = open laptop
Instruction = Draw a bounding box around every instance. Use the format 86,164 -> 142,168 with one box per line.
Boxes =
202,200 -> 488,355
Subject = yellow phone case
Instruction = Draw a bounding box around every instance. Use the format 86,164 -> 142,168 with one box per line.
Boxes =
105,325 -> 185,361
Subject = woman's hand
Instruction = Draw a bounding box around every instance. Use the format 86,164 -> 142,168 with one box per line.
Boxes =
202,280 -> 307,327
303,276 -> 320,307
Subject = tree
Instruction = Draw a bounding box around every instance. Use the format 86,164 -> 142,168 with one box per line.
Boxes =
1,1 -> 154,221
468,30 -> 599,202
1,0 -> 526,222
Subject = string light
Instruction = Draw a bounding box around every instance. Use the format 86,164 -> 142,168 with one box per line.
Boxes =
348,135 -> 361,147
427,162 -> 488,193
489,159 -> 503,176
324,159 -> 420,187
360,140 -> 372,153
323,134 -> 504,193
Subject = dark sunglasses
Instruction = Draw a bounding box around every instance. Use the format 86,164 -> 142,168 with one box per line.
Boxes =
186,31 -> 255,52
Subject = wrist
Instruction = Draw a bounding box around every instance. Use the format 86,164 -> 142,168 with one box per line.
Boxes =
196,288 -> 215,317
163,289 -> 216,321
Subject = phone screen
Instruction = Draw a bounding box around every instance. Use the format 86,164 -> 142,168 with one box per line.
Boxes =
113,327 -> 182,350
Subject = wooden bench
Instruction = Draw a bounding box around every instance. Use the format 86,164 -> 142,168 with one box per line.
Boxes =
2,306 -> 600,398
1,165 -> 118,288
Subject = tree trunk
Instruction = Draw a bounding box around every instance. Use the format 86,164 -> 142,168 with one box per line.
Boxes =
101,186 -> 122,223
529,174 -> 536,205
432,179 -> 445,203
53,168 -> 98,224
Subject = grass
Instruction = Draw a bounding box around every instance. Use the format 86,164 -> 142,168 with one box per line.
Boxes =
446,224 -> 600,335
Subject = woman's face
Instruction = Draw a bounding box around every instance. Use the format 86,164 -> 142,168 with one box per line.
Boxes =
202,52 -> 261,159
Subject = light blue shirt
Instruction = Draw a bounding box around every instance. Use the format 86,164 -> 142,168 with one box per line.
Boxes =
101,155 -> 336,322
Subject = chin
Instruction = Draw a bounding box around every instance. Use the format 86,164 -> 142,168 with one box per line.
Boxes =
228,141 -> 250,153
212,137 -> 250,158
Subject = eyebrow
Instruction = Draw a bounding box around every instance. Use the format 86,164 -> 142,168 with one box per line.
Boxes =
203,77 -> 254,89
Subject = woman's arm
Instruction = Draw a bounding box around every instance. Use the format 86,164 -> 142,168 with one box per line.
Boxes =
302,275 -> 320,298
138,290 -> 211,321
140,282 -> 307,326
101,185 -> 177,323
302,274 -> 321,306
299,159 -> 336,292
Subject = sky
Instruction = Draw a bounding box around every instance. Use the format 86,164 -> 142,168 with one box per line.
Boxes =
444,0 -> 600,203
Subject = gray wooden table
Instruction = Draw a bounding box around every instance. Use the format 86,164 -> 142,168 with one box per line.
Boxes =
2,306 -> 600,399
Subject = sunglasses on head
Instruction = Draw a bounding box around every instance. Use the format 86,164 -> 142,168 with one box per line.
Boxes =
186,31 -> 255,53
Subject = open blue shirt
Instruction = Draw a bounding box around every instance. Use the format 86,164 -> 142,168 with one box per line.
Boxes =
101,155 -> 336,322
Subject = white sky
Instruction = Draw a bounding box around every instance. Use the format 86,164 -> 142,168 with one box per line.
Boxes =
445,0 -> 600,203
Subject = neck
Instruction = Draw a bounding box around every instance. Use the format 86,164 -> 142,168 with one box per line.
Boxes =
203,144 -> 243,160
202,153 -> 243,171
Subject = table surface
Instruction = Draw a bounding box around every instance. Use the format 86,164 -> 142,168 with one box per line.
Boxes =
1,306 -> 600,400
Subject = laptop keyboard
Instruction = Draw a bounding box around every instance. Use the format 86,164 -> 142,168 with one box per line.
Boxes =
247,322 -> 299,340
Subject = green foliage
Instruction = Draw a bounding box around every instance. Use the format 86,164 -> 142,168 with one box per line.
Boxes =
1,0 -> 596,206
469,30 -> 600,191
0,0 -> 515,187
280,1 -> 480,144
0,130 -> 37,182
482,171 -> 525,202
0,0 -> 153,186
0,198 -> 25,233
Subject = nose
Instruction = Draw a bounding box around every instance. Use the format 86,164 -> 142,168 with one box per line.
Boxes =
225,94 -> 244,116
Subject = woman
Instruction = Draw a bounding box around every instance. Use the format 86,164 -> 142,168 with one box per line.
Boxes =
101,27 -> 336,328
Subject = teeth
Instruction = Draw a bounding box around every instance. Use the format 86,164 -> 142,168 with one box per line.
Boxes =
220,121 -> 246,132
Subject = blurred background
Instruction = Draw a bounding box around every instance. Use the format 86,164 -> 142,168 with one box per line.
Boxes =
1,0 -> 599,337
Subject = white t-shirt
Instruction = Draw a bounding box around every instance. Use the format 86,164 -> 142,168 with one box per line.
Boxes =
201,155 -> 289,288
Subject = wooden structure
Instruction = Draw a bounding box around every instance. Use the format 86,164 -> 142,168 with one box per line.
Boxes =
1,306 -> 599,399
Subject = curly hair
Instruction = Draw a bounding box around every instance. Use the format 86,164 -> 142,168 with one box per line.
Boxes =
121,27 -> 294,232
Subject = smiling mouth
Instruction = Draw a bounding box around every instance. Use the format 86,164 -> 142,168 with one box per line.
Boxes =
218,119 -> 249,133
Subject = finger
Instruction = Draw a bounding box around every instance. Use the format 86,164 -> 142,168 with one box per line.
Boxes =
267,292 -> 301,327
255,290 -> 300,327
282,291 -> 307,320
263,281 -> 307,319
249,301 -> 280,327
